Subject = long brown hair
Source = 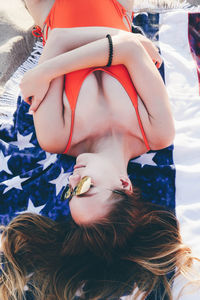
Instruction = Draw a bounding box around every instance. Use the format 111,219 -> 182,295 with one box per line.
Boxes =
0,188 -> 198,300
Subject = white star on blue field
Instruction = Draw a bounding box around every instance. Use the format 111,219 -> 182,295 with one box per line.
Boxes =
0,151 -> 12,174
10,132 -> 35,150
1,175 -> 30,194
49,168 -> 71,196
38,153 -> 58,170
131,152 -> 157,167
16,199 -> 46,215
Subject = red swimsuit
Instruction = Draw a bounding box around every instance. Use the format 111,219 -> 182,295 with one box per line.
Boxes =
42,0 -> 150,153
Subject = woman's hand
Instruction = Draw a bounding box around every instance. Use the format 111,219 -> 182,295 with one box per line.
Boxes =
20,65 -> 50,112
133,33 -> 163,68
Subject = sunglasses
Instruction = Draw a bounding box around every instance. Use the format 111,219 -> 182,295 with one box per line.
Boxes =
61,176 -> 93,201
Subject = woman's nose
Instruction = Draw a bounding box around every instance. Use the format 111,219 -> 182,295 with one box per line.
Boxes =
69,174 -> 81,189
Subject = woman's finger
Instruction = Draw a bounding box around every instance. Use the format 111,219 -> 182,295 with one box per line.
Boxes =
29,98 -> 42,112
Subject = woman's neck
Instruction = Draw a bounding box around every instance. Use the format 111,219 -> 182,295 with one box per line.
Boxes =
87,132 -> 133,174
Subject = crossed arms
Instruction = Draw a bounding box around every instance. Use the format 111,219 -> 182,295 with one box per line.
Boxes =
20,26 -> 174,149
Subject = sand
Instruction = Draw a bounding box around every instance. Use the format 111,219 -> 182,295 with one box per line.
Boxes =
0,0 -> 34,94
0,0 -> 199,95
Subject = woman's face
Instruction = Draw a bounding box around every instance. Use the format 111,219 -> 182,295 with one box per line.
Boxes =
69,153 -> 130,224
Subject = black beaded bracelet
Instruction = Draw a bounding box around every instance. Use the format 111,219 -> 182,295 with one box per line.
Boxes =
106,34 -> 113,67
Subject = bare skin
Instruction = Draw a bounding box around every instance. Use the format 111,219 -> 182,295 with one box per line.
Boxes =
21,0 -> 175,223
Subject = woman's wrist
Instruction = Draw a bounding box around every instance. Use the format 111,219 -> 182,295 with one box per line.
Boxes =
36,62 -> 52,83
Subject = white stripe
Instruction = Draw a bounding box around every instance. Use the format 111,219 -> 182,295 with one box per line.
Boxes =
159,10 -> 199,98
159,9 -> 200,299
160,9 -> 200,253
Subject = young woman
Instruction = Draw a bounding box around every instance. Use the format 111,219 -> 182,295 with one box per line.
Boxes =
1,1 -> 197,300
19,0 -> 174,223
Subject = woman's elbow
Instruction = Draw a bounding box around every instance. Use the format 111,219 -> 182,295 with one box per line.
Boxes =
150,124 -> 175,150
37,136 -> 67,154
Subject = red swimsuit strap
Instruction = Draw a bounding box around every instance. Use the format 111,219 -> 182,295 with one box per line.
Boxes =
32,0 -> 134,43
111,0 -> 133,31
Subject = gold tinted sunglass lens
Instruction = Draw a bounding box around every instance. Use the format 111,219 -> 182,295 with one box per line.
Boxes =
65,186 -> 72,198
61,176 -> 92,201
61,185 -> 72,201
75,176 -> 92,195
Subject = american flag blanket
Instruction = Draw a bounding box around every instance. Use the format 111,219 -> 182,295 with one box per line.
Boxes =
0,5 -> 200,299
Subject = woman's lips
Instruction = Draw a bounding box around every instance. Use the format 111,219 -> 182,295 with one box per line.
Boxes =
74,165 -> 85,169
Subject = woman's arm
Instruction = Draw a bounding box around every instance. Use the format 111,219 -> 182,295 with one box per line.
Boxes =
20,28 -> 162,107
20,31 -> 173,148
39,27 -> 160,64
42,34 -> 173,148
20,33 -> 129,110
38,27 -> 129,64
47,28 -> 173,148
126,41 -> 175,148
42,35 -> 127,77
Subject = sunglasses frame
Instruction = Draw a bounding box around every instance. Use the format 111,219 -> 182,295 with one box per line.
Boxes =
61,176 -> 92,202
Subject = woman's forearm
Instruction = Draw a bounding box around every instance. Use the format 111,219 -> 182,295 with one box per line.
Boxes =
20,32 -> 135,110
39,26 -> 129,64
41,34 -> 131,81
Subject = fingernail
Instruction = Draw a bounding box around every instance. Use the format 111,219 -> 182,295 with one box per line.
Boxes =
28,110 -> 34,115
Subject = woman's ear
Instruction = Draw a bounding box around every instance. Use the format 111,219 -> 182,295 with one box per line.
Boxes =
120,177 -> 132,192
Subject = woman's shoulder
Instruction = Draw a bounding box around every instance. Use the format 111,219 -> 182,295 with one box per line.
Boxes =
24,0 -> 55,28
